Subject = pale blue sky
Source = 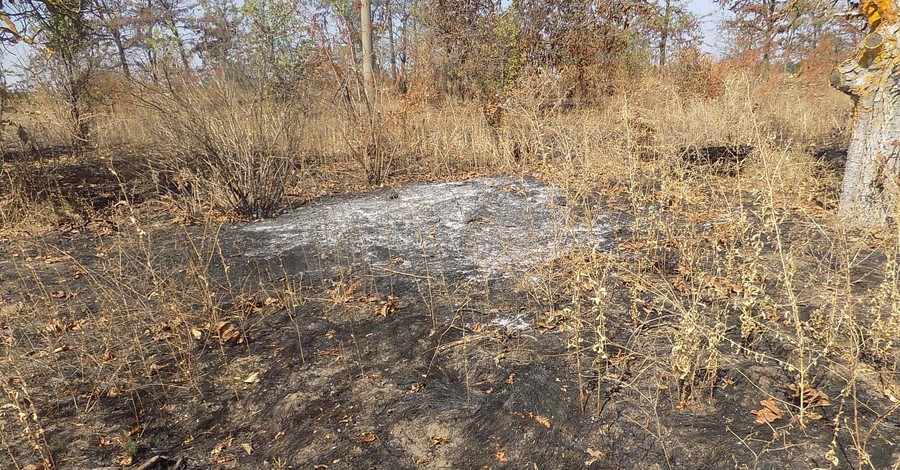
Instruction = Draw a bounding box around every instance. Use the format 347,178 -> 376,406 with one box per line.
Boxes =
688,0 -> 726,55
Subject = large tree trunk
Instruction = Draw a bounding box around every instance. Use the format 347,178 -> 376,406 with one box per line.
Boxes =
831,1 -> 900,226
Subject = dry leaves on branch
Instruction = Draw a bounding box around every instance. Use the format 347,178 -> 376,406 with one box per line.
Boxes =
751,398 -> 783,425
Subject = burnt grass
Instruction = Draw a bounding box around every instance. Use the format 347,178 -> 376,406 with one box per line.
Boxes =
2,168 -> 900,469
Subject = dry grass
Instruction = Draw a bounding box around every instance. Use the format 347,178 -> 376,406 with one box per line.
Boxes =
5,68 -> 900,468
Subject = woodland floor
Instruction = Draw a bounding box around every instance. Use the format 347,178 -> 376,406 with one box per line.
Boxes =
2,154 -> 900,470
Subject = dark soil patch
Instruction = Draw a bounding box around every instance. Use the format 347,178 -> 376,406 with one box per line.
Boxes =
2,176 -> 899,469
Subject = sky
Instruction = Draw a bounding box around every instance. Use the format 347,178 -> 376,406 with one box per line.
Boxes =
688,0 -> 726,55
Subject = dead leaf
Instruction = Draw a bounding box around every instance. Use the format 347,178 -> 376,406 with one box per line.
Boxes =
117,454 -> 133,466
531,413 -> 551,429
789,382 -> 830,408
241,443 -> 253,455
356,432 -> 377,443
216,320 -> 243,344
751,398 -> 783,425
378,296 -> 397,317
243,372 -> 260,384
586,447 -> 603,458
191,328 -> 203,340
346,281 -> 359,296
211,434 -> 234,459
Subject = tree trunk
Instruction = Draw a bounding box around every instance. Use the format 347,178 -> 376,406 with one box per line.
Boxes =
360,0 -> 376,111
111,27 -> 131,79
387,0 -> 398,82
831,1 -> 900,226
659,0 -> 671,68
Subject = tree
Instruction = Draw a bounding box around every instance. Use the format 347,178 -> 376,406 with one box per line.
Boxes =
33,0 -> 98,146
360,0 -> 375,109
716,0 -> 787,63
831,0 -> 900,226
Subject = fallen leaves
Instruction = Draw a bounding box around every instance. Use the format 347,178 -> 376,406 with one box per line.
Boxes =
116,454 -> 134,466
44,317 -> 84,334
378,296 -> 397,318
532,414 -> 551,429
751,398 -> 783,425
789,382 -> 830,408
585,447 -> 604,465
211,434 -> 235,464
216,320 -> 243,344
356,432 -> 377,443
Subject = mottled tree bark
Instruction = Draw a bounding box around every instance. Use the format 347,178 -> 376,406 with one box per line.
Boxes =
831,1 -> 900,226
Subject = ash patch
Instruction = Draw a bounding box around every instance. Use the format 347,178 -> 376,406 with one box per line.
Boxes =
241,177 -> 611,281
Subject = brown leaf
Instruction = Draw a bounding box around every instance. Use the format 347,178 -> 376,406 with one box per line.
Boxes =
751,398 -> 783,425
789,382 -> 830,408
356,432 -> 377,443
586,447 -> 603,458
216,320 -> 243,344
532,414 -> 551,429
346,281 -> 359,296
117,454 -> 133,466
211,433 -> 234,457
378,297 -> 397,318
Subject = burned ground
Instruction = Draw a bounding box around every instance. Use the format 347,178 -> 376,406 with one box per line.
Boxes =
2,174 -> 900,470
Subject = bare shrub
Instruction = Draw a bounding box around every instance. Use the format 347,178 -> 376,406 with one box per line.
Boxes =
144,77 -> 305,219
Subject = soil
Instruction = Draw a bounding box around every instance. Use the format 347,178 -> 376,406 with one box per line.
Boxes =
2,175 -> 900,470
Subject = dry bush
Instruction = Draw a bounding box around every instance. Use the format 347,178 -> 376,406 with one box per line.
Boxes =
142,77 -> 306,219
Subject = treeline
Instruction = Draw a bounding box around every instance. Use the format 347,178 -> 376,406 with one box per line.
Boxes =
1,0 -> 862,98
